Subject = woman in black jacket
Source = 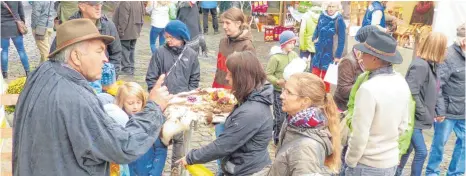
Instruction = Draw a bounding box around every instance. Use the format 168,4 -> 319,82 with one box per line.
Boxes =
396,32 -> 447,176
1,1 -> 30,78
178,51 -> 273,176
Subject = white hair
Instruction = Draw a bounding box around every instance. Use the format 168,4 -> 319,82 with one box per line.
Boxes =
50,41 -> 89,63
322,1 -> 342,11
455,37 -> 465,46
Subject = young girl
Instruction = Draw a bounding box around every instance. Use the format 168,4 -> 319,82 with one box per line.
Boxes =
115,82 -> 168,176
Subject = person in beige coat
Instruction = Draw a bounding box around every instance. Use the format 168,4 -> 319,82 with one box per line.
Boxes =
113,1 -> 145,75
254,72 -> 341,176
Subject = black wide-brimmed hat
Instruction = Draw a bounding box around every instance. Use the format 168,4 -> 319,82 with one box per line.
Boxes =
354,30 -> 403,64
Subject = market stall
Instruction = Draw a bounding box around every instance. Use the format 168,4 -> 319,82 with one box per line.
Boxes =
348,1 -> 435,49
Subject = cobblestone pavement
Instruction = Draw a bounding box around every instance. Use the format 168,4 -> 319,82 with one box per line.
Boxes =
2,2 -> 459,176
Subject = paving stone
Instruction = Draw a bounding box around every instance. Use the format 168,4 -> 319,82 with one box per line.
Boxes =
1,2 -> 458,176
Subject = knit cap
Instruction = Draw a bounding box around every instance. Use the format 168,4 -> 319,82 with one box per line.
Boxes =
279,30 -> 297,46
165,20 -> 191,41
355,25 -> 379,42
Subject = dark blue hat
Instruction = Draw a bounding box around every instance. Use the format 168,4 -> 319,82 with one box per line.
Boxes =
164,20 -> 191,41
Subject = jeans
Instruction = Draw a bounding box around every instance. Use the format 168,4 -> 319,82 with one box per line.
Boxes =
426,119 -> 465,176
396,129 -> 428,176
340,145 -> 348,176
129,138 -> 167,176
1,36 -> 30,73
202,8 -> 218,33
345,163 -> 397,176
215,124 -> 225,175
150,26 -> 165,54
272,90 -> 286,145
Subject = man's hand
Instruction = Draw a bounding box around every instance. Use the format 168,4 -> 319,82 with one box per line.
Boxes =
313,38 -> 319,43
149,74 -> 173,111
435,116 -> 445,123
176,156 -> 188,167
334,58 -> 341,63
277,79 -> 286,88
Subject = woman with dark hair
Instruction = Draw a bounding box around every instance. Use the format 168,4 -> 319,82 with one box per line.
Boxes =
211,7 -> 256,175
178,51 -> 273,176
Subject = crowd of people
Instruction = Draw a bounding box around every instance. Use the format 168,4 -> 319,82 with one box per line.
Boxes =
1,1 -> 464,176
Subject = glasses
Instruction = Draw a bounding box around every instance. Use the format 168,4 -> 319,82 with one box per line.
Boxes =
281,88 -> 301,97
164,34 -> 174,41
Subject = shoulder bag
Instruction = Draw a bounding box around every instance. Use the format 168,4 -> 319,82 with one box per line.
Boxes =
34,2 -> 52,40
2,2 -> 28,35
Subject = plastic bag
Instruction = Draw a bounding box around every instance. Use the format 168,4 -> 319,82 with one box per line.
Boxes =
324,62 -> 338,85
283,58 -> 307,81
186,164 -> 214,176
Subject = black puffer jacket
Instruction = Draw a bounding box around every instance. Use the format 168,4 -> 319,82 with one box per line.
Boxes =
50,11 -> 122,72
1,1 -> 25,38
145,45 -> 200,94
186,84 -> 274,176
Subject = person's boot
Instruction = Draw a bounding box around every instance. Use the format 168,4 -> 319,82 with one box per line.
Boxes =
25,70 -> 30,77
2,72 -> 7,79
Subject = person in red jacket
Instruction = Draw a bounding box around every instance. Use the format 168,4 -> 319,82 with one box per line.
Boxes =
212,7 -> 255,89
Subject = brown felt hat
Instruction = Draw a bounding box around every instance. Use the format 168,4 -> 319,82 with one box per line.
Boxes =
48,19 -> 114,58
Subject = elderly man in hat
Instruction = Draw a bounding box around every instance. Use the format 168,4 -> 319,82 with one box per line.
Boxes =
145,20 -> 200,175
13,19 -> 172,176
426,23 -> 466,176
344,30 -> 411,175
51,1 -> 122,76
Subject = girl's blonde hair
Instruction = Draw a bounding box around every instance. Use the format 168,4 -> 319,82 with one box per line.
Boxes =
220,7 -> 250,31
115,82 -> 148,109
288,73 -> 341,172
417,32 -> 448,63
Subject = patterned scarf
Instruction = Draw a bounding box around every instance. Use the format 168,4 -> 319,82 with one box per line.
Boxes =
287,106 -> 327,128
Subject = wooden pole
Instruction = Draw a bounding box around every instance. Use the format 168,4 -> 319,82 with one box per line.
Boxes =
279,1 -> 284,26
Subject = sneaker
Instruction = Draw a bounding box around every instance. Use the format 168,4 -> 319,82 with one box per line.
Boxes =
204,31 -> 209,35
214,31 -> 220,35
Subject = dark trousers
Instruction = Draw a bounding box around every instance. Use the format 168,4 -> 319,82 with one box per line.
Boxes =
120,39 -> 137,74
273,90 -> 286,145
202,8 -> 219,33
171,133 -> 184,169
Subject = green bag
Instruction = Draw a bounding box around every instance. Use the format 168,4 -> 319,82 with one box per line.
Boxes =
343,71 -> 415,159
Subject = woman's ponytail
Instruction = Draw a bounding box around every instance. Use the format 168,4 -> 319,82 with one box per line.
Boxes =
323,93 -> 341,173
